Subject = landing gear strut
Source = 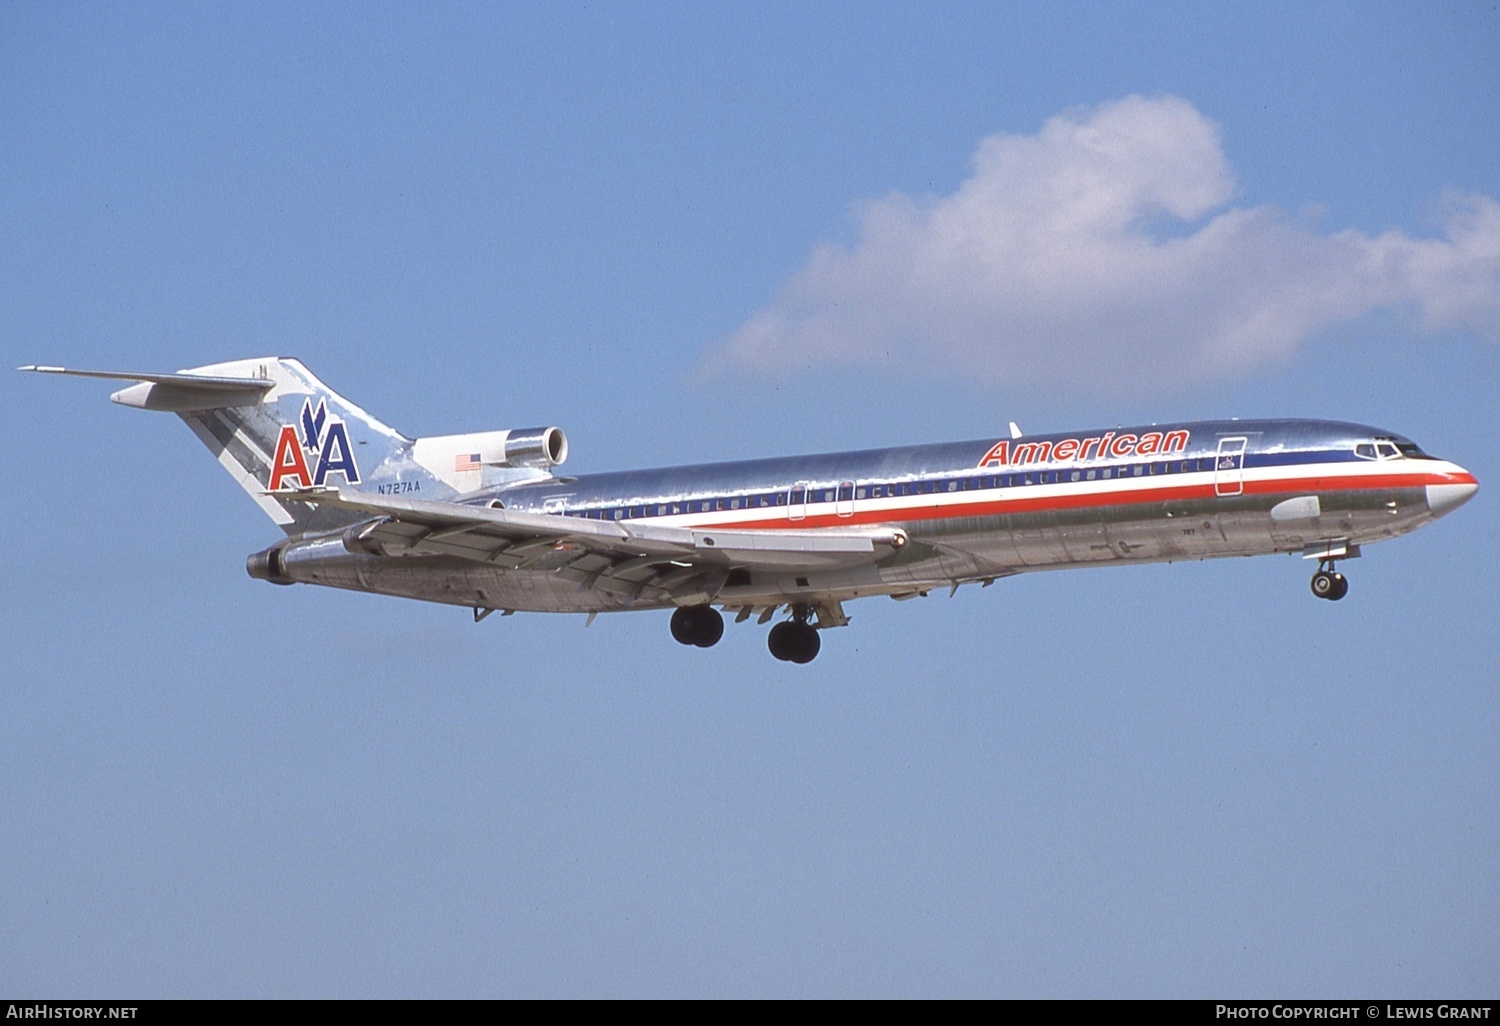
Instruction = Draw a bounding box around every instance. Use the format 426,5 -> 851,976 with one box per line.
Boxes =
670,605 -> 725,647
767,605 -> 821,663
1310,561 -> 1349,601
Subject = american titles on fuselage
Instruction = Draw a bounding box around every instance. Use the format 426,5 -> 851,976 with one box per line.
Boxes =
977,429 -> 1190,468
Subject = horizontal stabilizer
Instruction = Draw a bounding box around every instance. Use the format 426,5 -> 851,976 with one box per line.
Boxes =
18,364 -> 274,411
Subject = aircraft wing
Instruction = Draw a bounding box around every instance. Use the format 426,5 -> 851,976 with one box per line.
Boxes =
291,487 -> 909,603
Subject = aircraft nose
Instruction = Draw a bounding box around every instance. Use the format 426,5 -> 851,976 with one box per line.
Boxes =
1426,469 -> 1478,517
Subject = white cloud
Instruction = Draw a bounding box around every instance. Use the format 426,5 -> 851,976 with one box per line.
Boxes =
704,95 -> 1500,392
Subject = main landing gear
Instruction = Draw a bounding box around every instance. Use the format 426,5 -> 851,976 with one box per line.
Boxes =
767,607 -> 820,664
669,603 -> 823,662
670,604 -> 724,648
1310,561 -> 1349,601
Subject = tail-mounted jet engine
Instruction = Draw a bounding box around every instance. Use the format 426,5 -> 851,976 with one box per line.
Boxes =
407,426 -> 569,492
497,426 -> 568,469
247,533 -> 368,588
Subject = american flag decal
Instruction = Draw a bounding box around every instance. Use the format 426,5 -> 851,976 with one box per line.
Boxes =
455,453 -> 483,472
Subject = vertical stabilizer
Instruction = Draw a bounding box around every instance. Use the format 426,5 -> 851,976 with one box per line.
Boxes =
22,357 -> 557,535
161,358 -> 412,533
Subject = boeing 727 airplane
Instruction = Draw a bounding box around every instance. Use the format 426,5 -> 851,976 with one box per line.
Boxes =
22,357 -> 1478,662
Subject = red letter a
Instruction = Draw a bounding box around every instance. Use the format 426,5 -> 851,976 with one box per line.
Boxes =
268,425 -> 312,490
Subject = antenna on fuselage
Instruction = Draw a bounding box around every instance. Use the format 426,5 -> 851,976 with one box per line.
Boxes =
1009,421 -> 1023,439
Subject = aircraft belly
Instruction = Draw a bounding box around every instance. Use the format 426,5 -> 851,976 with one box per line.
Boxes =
270,546 -> 588,613
894,512 -> 1027,579
1320,485 -> 1433,543
355,557 -> 547,611
894,485 -> 1439,580
1055,507 -> 1115,562
1222,485 -> 1432,551
1005,511 -> 1073,567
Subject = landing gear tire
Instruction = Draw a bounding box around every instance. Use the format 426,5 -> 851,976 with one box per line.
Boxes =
768,621 -> 820,663
791,627 -> 820,664
1311,569 -> 1348,601
670,605 -> 724,647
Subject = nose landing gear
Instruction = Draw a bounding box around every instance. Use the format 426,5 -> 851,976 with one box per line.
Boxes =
1310,561 -> 1349,601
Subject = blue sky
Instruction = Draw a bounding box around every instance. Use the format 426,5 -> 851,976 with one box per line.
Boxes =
4,3 -> 1498,998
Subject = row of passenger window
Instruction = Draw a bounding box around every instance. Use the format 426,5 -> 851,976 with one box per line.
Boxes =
551,456 -> 1235,521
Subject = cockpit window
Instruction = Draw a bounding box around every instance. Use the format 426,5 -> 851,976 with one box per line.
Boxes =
1357,438 -> 1432,460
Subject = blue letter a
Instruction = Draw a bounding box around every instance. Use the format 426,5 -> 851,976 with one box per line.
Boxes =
313,421 -> 361,485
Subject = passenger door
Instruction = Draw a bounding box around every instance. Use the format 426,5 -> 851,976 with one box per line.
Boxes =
1214,437 -> 1247,497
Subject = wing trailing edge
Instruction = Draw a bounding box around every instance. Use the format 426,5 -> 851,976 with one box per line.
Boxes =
285,486 -> 910,577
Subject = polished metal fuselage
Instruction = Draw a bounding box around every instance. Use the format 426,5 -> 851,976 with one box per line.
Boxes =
269,418 -> 1476,614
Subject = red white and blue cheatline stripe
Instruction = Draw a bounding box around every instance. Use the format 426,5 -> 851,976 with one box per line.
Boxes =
593,459 -> 1476,533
